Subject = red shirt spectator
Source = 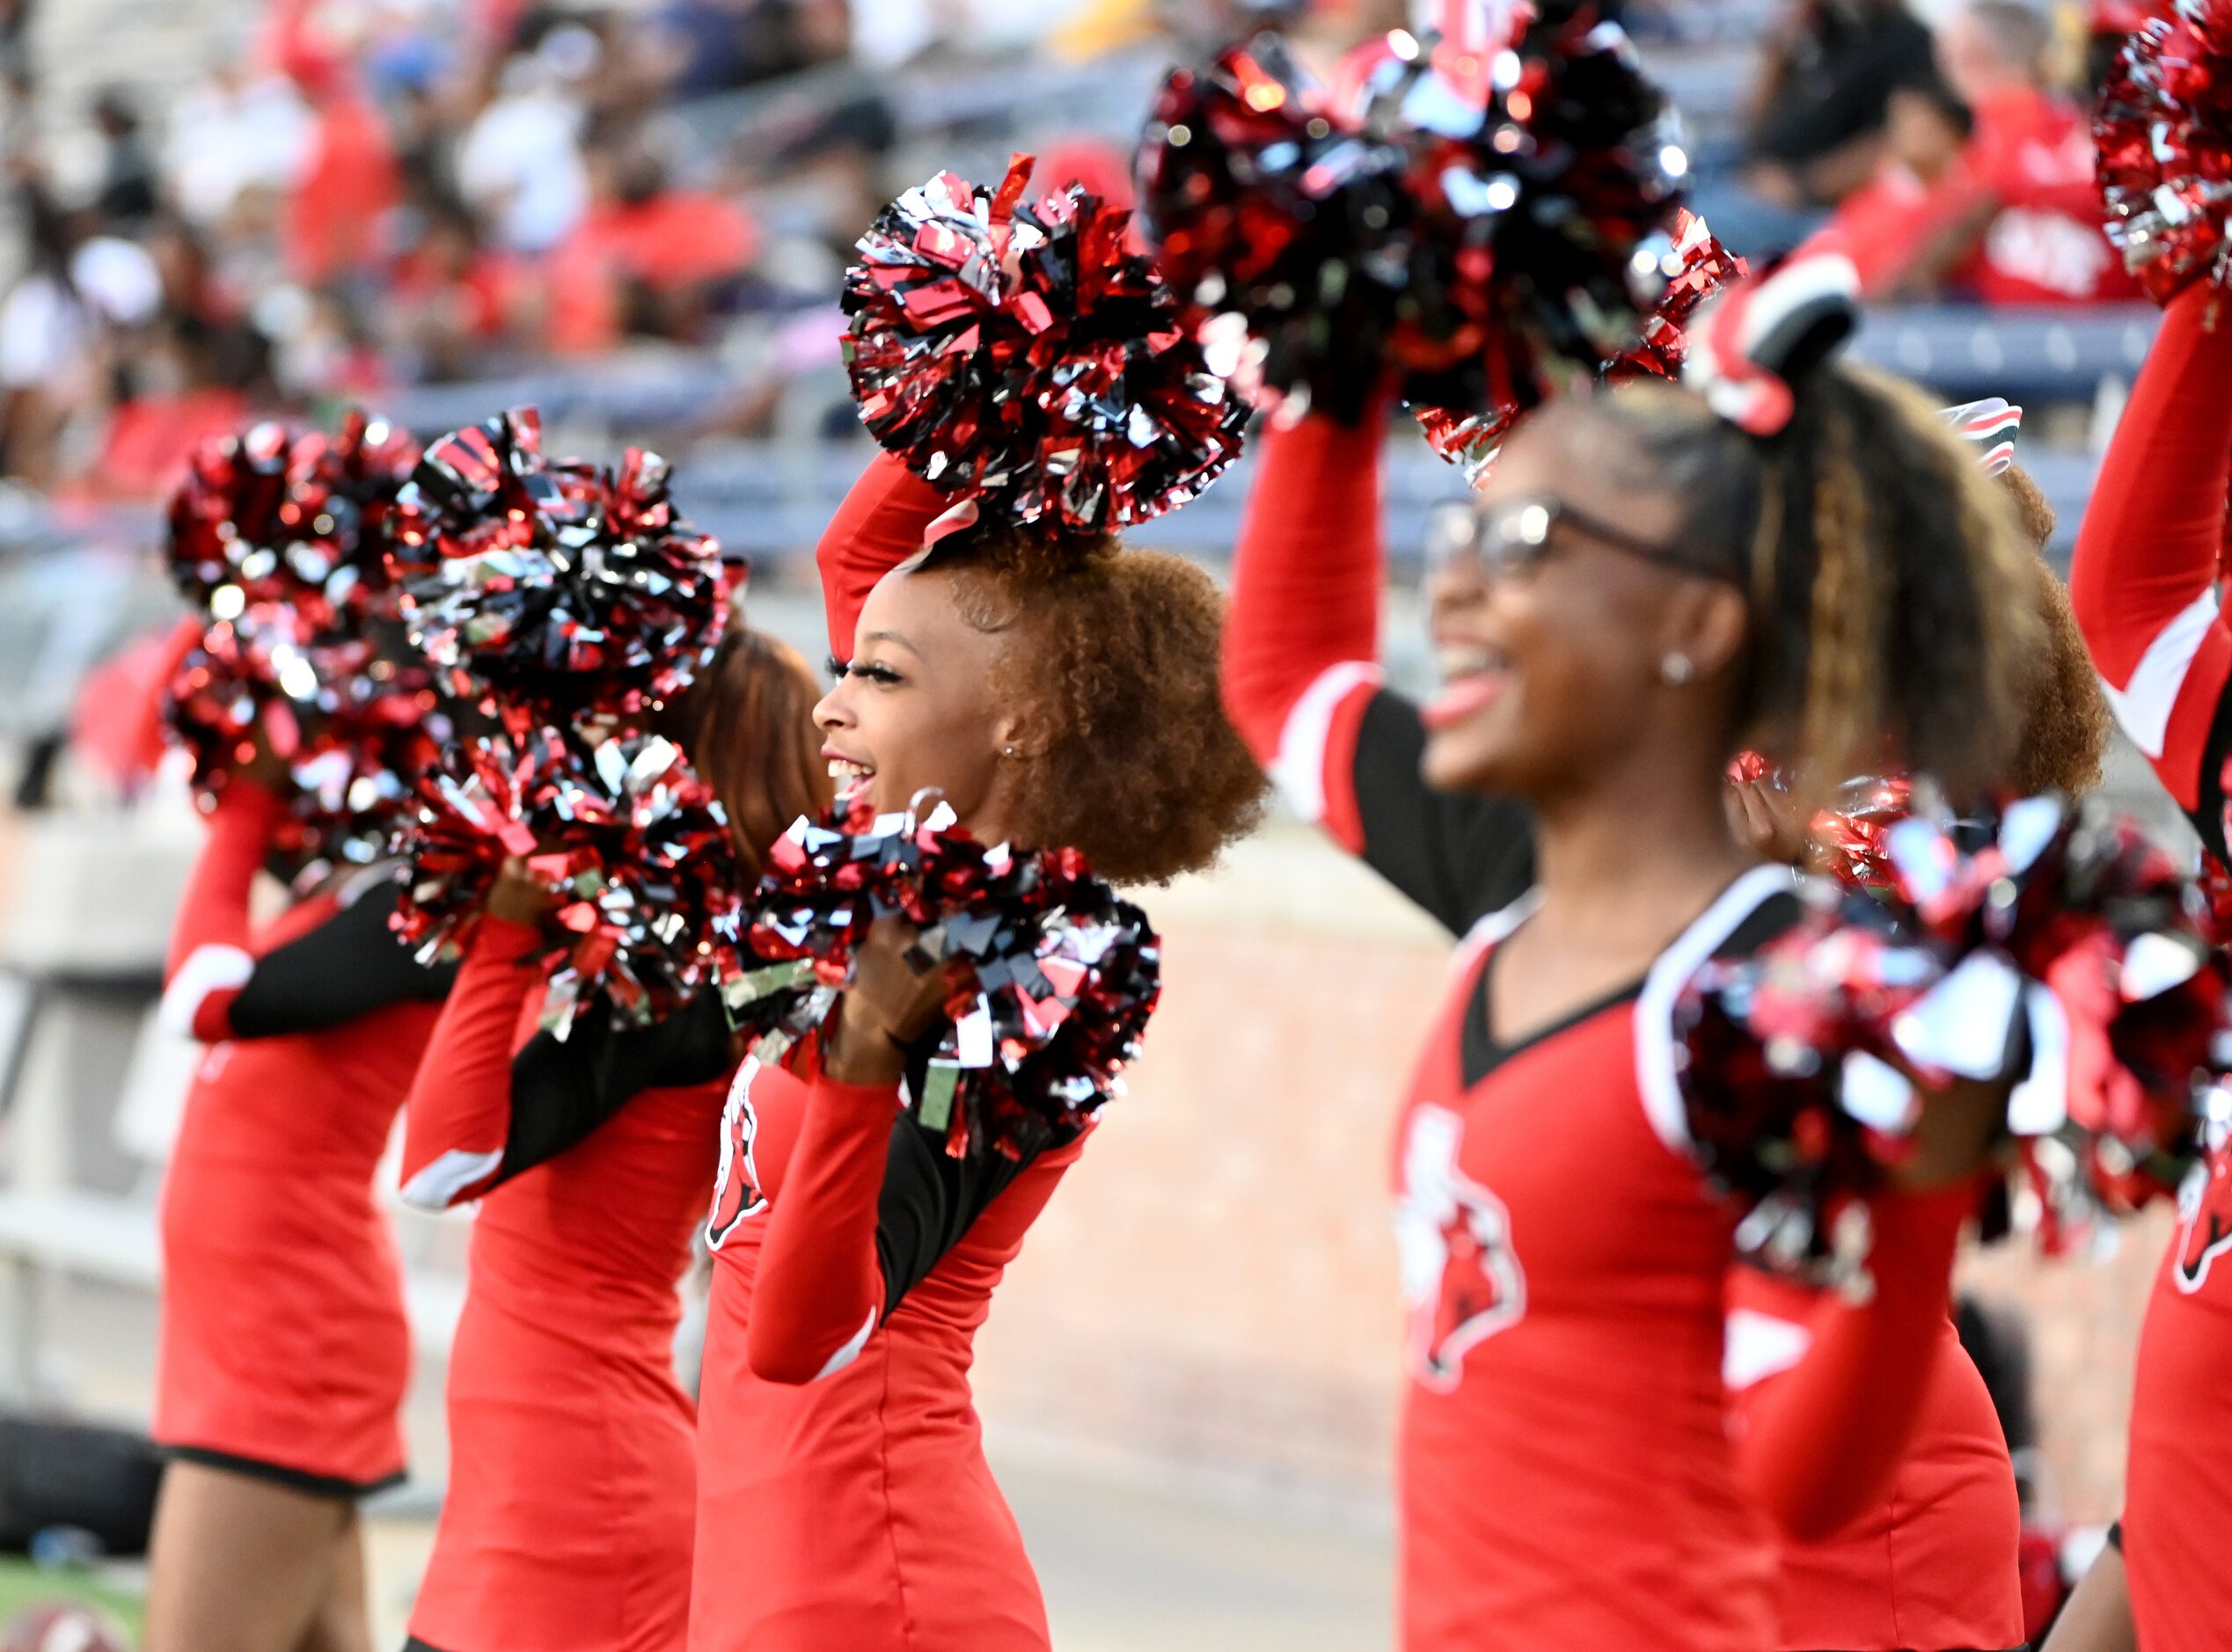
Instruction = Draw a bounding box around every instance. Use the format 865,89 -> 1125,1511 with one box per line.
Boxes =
1800,75 -> 1974,296
1941,85 -> 2138,303
264,0 -> 401,285
542,185 -> 757,355
1924,1 -> 2138,304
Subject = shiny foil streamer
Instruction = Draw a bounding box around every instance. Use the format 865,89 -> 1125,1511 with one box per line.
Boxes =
1138,15 -> 1687,425
2097,4 -> 2232,302
723,795 -> 1161,1159
841,155 -> 1249,532
386,407 -> 731,721
1676,792 -> 2232,1282
1415,209 -> 1745,486
389,711 -> 747,1034
166,407 -> 421,628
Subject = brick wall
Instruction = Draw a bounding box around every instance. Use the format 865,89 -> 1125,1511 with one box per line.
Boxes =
973,821 -> 2165,1526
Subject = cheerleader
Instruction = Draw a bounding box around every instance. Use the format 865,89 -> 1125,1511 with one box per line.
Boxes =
2061,277 -> 2232,1652
1716,436 -> 2109,1652
145,742 -> 454,1652
686,452 -> 1265,1651
394,627 -> 826,1652
1222,262 -> 2046,1650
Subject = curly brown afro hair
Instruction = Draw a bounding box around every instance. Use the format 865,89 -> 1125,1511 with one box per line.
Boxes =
1999,464 -> 2111,798
928,523 -> 1267,885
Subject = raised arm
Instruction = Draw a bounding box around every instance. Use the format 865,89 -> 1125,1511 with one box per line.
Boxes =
743,1065 -> 1075,1385
2069,282 -> 2232,849
1732,1184 -> 1972,1541
816,451 -> 953,661
160,782 -> 285,1039
161,786 -> 450,1042
1225,413 -> 1534,934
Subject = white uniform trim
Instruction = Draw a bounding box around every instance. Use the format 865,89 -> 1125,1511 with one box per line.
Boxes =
1634,865 -> 1800,1154
1451,892 -> 1543,979
2099,587 -> 2220,760
1723,1305 -> 1813,1392
1270,660 -> 1382,823
815,1307 -> 879,1379
400,1148 -> 505,1211
157,943 -> 255,1036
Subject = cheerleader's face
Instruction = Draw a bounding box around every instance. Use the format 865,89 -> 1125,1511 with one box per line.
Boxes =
814,562 -> 1027,840
1422,404 -> 1741,800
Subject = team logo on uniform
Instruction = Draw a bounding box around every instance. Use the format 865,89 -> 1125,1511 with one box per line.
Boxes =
706,1060 -> 769,1251
2173,1110 -> 2232,1294
1394,1105 -> 1525,1392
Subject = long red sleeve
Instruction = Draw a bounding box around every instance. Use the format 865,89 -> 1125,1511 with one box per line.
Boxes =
816,451 -> 953,662
745,1073 -> 903,1384
399,916 -> 542,1209
160,782 -> 287,1042
1736,1184 -> 1971,1542
1222,413 -> 1388,850
2069,283 -> 2232,811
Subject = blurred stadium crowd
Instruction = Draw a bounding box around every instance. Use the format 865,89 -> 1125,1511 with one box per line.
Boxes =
0,0 -> 2169,505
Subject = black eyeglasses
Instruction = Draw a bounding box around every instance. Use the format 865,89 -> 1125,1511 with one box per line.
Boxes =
1425,495 -> 1698,581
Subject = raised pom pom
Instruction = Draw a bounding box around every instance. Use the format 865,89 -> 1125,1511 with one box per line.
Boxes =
1139,16 -> 1685,426
387,408 -> 730,720
391,715 -> 745,1034
167,409 -> 421,629
166,608 -> 446,888
841,154 -> 1248,533
1416,210 -> 1744,484
724,795 -> 1161,1157
2097,4 -> 2232,302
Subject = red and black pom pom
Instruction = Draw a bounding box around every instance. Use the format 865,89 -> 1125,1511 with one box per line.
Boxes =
387,408 -> 731,721
2097,3 -> 2232,302
390,712 -> 746,1034
724,795 -> 1161,1157
1139,15 -> 1687,426
841,154 -> 1248,533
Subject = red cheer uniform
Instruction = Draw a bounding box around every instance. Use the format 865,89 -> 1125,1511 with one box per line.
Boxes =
398,917 -> 731,1652
2069,279 -> 2232,1652
155,781 -> 451,1494
1224,413 -> 1979,1651
688,456 -> 1084,1652
1726,1268 -> 2025,1651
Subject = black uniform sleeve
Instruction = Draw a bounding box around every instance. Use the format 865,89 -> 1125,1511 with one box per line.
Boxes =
1352,690 -> 1538,938
871,1111 -> 1042,1321
494,989 -> 734,1184
228,876 -> 457,1038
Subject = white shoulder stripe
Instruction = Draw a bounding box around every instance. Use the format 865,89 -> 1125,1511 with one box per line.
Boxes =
157,944 -> 255,1036
1634,865 -> 1799,1155
400,1148 -> 505,1210
814,1306 -> 879,1380
2099,587 -> 2220,760
1270,661 -> 1383,824
1723,1305 -> 1813,1392
1451,891 -> 1543,977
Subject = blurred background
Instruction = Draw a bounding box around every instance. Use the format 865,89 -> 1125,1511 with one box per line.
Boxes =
0,0 -> 2184,1645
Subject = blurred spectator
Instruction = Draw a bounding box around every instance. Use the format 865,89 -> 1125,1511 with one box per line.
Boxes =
83,315 -> 261,500
267,0 -> 404,287
90,91 -> 160,227
1798,64 -> 1972,295
1699,0 -> 1935,258
456,26 -> 592,252
164,58 -> 311,232
388,196 -> 524,379
655,0 -> 849,95
1891,0 -> 2137,303
540,124 -> 757,355
0,186 -> 162,486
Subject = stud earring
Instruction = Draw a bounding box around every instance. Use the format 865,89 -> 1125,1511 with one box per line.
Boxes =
1660,653 -> 1695,685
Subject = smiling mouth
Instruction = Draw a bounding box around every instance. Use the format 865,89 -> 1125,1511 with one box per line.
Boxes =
1420,642 -> 1509,733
